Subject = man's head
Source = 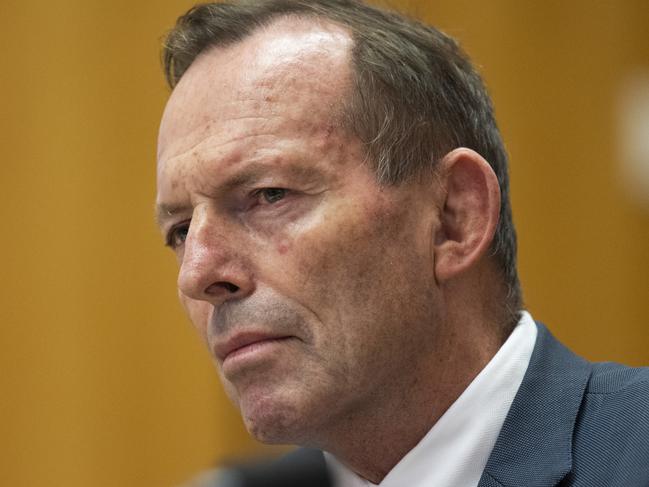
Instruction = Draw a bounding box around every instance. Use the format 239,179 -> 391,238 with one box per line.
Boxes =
156,0 -> 520,455
162,0 -> 521,313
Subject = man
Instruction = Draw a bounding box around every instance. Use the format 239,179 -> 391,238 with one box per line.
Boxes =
155,1 -> 649,486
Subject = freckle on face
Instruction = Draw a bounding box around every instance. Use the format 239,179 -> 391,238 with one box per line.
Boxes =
277,241 -> 291,255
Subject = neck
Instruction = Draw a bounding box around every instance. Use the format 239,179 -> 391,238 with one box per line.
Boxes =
320,313 -> 504,483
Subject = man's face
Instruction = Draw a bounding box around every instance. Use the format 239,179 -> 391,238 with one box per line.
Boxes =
156,20 -> 442,446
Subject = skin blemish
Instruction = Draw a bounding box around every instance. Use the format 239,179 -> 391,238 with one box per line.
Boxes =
277,240 -> 292,255
168,164 -> 191,191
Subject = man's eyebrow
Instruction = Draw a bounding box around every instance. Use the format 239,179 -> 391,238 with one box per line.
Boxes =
155,203 -> 191,228
155,162 -> 324,228
154,166 -> 271,228
220,162 -> 323,192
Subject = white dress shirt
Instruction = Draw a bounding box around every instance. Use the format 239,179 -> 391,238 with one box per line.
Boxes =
325,311 -> 538,487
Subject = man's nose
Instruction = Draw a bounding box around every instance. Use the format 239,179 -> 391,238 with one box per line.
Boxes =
177,213 -> 254,306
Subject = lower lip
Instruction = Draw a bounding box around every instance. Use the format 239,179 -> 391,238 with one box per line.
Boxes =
222,337 -> 293,370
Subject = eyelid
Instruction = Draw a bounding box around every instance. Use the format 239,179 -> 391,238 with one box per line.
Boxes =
246,186 -> 290,206
256,186 -> 286,197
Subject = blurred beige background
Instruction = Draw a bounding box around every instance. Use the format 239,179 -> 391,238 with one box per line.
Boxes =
1,1 -> 648,486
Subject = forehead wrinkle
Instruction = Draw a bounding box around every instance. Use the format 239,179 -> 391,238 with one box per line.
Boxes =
158,122 -> 276,172
160,106 -> 342,191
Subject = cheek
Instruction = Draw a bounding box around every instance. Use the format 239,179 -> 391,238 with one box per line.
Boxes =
281,200 -> 417,326
305,202 -> 410,281
325,206 -> 431,323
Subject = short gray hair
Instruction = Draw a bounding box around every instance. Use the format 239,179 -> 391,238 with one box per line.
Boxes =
162,0 -> 522,326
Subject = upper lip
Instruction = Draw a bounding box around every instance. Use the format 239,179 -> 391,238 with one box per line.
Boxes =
214,331 -> 291,362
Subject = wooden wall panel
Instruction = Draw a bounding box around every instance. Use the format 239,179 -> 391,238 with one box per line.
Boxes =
0,1 -> 647,486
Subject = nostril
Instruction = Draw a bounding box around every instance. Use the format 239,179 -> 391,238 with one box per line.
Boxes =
223,282 -> 239,293
205,281 -> 240,295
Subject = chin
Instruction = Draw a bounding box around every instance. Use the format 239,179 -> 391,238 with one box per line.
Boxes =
238,388 -> 319,445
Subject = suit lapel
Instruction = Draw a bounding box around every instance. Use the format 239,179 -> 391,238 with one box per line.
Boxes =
478,323 -> 592,487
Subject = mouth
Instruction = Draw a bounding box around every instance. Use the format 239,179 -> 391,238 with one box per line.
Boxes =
215,332 -> 294,363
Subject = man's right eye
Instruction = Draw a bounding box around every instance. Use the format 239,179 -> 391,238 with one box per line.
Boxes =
166,223 -> 189,249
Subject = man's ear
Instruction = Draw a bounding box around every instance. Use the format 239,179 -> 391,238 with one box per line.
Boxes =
433,148 -> 501,282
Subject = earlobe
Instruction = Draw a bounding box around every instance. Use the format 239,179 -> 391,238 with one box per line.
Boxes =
433,148 -> 501,282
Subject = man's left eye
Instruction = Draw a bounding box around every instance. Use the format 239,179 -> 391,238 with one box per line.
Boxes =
259,188 -> 287,204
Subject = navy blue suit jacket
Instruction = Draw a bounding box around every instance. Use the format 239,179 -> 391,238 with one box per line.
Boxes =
220,323 -> 649,486
478,323 -> 649,487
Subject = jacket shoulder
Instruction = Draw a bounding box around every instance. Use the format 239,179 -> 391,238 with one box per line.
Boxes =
568,362 -> 649,485
586,361 -> 649,394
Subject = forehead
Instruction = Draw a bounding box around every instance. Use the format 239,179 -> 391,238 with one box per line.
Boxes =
157,17 -> 354,167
